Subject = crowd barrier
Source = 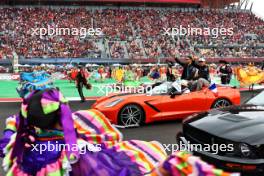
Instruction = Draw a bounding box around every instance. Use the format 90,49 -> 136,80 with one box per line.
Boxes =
0,57 -> 264,65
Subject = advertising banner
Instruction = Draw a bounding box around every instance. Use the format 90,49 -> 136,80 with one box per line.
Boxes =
0,74 -> 20,80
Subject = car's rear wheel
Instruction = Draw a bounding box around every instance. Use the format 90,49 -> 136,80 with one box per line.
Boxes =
118,104 -> 145,126
211,98 -> 231,109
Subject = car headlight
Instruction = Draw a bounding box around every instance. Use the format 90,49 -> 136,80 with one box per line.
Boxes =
104,98 -> 124,108
240,143 -> 251,157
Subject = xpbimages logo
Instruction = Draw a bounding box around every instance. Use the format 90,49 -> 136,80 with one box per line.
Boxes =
31,141 -> 102,154
31,25 -> 103,38
162,25 -> 233,38
163,138 -> 234,155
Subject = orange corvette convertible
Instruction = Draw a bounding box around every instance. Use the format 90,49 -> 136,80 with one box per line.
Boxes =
92,82 -> 240,126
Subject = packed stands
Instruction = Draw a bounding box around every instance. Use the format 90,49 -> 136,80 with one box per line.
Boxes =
0,7 -> 263,60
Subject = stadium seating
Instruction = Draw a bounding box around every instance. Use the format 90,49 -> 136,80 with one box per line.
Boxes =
0,7 -> 263,60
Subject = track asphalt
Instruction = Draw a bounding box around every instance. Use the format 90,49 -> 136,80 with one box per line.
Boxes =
0,90 -> 259,175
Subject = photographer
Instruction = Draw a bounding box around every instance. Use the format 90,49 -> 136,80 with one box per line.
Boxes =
76,66 -> 91,102
218,60 -> 232,84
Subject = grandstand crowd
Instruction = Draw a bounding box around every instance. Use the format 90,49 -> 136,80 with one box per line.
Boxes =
0,7 -> 263,60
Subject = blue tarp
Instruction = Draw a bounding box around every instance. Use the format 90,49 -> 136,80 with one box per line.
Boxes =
17,71 -> 54,98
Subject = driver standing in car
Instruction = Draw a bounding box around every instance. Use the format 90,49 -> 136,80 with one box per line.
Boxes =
172,50 -> 197,81
171,50 -> 198,90
172,50 -> 210,91
174,55 -> 197,81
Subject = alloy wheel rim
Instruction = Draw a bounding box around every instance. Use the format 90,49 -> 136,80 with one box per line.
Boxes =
120,106 -> 142,126
213,99 -> 231,108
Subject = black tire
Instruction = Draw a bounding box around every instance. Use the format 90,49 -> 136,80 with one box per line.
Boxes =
118,104 -> 145,126
211,98 -> 232,109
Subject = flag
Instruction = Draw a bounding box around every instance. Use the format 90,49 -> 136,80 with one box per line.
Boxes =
209,83 -> 218,96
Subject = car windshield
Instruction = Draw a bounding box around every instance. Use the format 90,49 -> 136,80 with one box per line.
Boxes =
246,91 -> 264,106
147,82 -> 172,95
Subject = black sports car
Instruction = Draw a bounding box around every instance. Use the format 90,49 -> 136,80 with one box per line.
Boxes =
177,91 -> 264,175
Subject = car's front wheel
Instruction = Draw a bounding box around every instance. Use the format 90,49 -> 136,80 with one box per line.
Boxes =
211,98 -> 231,109
118,104 -> 145,126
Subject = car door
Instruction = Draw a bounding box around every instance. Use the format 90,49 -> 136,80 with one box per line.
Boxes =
159,90 -> 208,120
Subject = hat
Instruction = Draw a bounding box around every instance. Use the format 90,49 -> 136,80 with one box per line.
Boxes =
12,89 -> 79,165
27,89 -> 59,129
198,58 -> 206,62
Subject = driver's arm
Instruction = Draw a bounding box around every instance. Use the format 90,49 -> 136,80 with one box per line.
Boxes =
174,57 -> 185,67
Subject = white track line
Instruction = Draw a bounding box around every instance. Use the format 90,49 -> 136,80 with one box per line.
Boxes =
0,97 -> 98,103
